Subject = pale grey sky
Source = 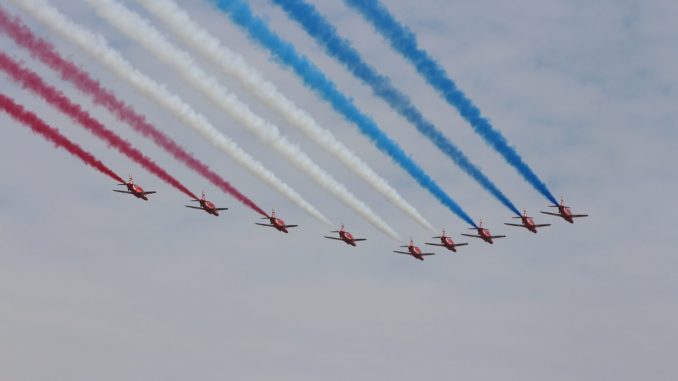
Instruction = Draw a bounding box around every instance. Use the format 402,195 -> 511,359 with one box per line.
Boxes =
0,1 -> 676,380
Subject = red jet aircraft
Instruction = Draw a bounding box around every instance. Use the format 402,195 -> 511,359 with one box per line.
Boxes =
185,192 -> 228,216
505,210 -> 551,233
461,221 -> 506,244
425,229 -> 468,252
324,225 -> 366,246
540,198 -> 588,223
113,176 -> 156,201
393,239 -> 435,261
256,210 -> 298,233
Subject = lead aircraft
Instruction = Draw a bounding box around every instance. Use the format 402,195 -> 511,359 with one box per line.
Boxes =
540,198 -> 588,223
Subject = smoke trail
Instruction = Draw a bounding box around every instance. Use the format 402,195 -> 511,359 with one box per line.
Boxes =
0,93 -> 124,184
344,0 -> 558,206
138,0 -> 433,233
0,6 -> 267,216
83,0 -> 399,240
213,0 -> 477,228
0,53 -> 197,200
273,0 -> 521,217
9,0 -> 331,225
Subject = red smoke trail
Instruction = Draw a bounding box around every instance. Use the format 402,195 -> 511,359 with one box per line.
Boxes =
0,52 -> 197,200
0,93 -> 124,184
0,7 -> 267,217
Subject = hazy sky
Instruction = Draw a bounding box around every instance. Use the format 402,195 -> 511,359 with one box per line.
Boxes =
1,0 -> 676,380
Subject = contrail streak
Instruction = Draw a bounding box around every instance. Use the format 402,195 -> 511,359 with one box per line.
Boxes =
213,0 -> 477,228
83,0 -> 399,239
344,0 -> 558,205
273,0 -> 521,216
9,0 -> 331,225
0,93 -> 124,184
0,6 -> 267,216
0,52 -> 197,199
139,0 -> 433,233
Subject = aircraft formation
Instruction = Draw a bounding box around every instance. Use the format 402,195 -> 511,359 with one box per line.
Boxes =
0,0 -> 589,261
115,180 -> 587,261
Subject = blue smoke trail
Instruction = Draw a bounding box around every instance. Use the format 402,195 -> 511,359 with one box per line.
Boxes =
272,0 -> 520,216
344,0 -> 559,206
212,0 -> 477,227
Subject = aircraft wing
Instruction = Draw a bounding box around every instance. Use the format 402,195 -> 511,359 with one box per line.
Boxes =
216,208 -> 229,211
491,235 -> 507,239
185,206 -> 204,210
504,223 -> 524,227
534,224 -> 551,228
425,243 -> 445,247
453,243 -> 469,247
421,253 -> 435,256
284,225 -> 298,228
113,190 -> 133,194
353,238 -> 366,241
142,191 -> 157,195
255,223 -> 274,227
393,251 -> 411,255
572,214 -> 589,218
324,236 -> 343,240
461,234 -> 482,239
540,211 -> 562,217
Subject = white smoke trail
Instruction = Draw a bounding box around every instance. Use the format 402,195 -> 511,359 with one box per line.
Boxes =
9,0 -> 331,225
139,0 -> 435,233
83,0 -> 400,240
